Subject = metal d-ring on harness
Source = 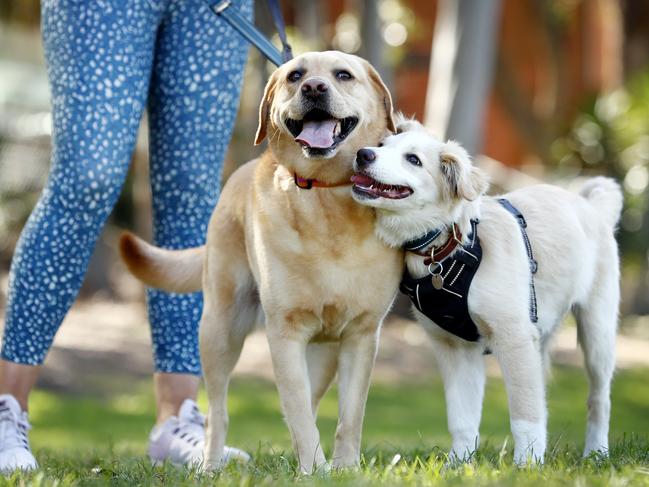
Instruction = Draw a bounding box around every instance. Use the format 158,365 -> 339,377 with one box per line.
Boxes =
205,0 -> 293,67
497,198 -> 539,323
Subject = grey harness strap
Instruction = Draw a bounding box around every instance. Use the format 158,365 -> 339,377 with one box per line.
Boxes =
497,198 -> 539,323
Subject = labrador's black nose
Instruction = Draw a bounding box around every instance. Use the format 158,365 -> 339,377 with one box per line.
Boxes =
356,148 -> 376,167
301,78 -> 329,98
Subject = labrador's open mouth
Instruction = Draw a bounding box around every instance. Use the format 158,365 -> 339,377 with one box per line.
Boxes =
285,109 -> 358,150
351,173 -> 413,199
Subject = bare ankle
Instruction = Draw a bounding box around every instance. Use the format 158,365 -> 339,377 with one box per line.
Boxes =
0,360 -> 41,411
154,372 -> 200,424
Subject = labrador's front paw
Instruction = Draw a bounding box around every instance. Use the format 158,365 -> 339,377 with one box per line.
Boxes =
298,460 -> 331,476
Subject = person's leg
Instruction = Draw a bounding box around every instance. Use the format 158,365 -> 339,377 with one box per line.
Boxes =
154,373 -> 200,423
144,0 -> 252,466
145,0 -> 252,423
0,0 -> 160,470
0,364 -> 40,411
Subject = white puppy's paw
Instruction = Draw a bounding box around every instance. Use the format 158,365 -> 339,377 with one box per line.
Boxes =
511,419 -> 546,466
447,446 -> 476,465
513,450 -> 545,467
583,444 -> 609,459
583,423 -> 609,458
447,430 -> 479,465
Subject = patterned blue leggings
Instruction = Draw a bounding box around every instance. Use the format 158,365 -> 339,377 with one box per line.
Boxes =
1,0 -> 252,374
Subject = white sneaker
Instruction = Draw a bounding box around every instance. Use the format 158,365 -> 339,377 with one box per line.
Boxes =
148,398 -> 250,467
0,394 -> 37,473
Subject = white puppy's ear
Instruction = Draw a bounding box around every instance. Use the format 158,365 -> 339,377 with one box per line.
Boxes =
439,140 -> 489,201
394,113 -> 425,134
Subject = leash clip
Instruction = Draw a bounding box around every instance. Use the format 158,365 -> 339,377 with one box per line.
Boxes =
213,0 -> 232,14
206,0 -> 286,66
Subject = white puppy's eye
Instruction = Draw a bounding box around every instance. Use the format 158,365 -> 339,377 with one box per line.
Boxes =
378,141 -> 384,147
287,70 -> 303,82
335,70 -> 353,81
405,153 -> 422,166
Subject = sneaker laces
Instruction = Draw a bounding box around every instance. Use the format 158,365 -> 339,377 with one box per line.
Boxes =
184,404 -> 205,428
0,403 -> 31,452
172,405 -> 205,450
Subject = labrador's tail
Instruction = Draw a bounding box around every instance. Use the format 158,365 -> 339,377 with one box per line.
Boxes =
119,232 -> 204,293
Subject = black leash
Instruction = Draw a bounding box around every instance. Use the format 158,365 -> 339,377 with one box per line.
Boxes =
205,0 -> 293,67
266,0 -> 293,64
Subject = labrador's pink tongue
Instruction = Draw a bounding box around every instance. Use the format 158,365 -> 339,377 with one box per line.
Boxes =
295,119 -> 337,148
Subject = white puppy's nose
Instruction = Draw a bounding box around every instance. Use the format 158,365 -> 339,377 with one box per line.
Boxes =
356,148 -> 376,168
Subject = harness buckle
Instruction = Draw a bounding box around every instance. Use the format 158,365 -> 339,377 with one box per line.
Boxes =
517,215 -> 527,228
451,223 -> 462,244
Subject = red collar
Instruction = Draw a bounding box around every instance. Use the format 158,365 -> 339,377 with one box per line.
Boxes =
294,172 -> 353,190
409,223 -> 464,265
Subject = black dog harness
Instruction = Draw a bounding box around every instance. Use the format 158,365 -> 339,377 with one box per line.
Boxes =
400,219 -> 483,342
399,199 -> 538,342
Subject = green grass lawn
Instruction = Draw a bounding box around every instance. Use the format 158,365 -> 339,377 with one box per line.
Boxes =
3,366 -> 649,486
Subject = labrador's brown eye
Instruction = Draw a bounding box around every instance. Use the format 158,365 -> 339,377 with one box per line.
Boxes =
406,153 -> 422,166
287,70 -> 303,82
335,70 -> 353,81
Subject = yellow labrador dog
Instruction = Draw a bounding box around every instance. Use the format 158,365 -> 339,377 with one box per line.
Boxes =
119,51 -> 402,472
351,118 -> 622,464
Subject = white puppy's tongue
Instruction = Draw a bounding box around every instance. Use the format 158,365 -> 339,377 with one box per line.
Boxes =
296,119 -> 337,148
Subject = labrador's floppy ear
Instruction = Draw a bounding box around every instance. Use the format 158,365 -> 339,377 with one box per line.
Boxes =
255,70 -> 281,145
365,62 -> 396,133
439,140 -> 489,201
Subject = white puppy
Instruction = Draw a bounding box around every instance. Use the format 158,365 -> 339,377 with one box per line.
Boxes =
351,119 -> 622,464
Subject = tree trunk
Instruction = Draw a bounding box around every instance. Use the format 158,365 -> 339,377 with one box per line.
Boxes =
424,0 -> 502,155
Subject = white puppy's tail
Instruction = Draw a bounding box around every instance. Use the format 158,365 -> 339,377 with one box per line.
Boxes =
579,177 -> 623,228
119,232 -> 204,293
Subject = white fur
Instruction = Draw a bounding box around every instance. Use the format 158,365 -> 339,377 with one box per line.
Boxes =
352,120 -> 622,464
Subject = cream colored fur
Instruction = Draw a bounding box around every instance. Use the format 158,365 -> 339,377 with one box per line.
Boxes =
351,118 -> 622,465
120,51 -> 402,473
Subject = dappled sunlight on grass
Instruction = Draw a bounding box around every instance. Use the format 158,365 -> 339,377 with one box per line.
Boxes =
10,436 -> 649,487
10,368 -> 647,484
26,366 -> 649,461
